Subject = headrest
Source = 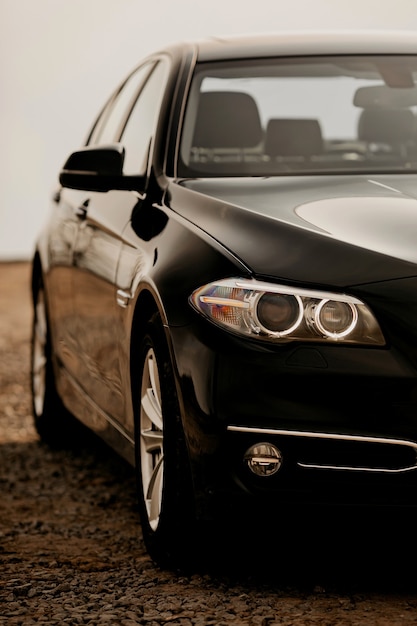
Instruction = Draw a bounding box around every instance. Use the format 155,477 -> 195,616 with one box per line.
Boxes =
265,119 -> 323,157
357,109 -> 414,143
192,91 -> 263,149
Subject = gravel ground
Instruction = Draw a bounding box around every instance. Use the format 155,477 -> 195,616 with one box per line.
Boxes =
1,261 -> 417,625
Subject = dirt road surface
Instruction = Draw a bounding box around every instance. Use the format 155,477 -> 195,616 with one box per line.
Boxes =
1,261 -> 417,625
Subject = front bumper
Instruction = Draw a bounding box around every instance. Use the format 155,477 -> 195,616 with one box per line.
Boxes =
169,322 -> 417,517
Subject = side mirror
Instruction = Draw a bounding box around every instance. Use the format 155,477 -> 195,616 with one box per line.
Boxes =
59,144 -> 144,192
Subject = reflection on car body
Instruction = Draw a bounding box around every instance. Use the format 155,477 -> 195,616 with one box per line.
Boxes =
31,31 -> 417,566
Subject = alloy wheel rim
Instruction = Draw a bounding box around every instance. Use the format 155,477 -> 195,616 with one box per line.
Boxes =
32,291 -> 47,418
140,348 -> 164,531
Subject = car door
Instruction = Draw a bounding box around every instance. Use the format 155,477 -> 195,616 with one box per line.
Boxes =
70,59 -> 170,430
47,62 -> 152,386
43,186 -> 86,380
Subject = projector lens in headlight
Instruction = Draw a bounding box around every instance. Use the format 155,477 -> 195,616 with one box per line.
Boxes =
315,299 -> 358,338
256,293 -> 303,335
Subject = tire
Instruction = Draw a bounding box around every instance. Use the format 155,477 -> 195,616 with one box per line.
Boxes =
31,277 -> 77,447
135,314 -> 196,568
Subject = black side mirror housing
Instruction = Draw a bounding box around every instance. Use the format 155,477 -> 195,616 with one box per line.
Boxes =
59,144 -> 145,192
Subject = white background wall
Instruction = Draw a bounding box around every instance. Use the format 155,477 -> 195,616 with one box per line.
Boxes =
1,0 -> 415,260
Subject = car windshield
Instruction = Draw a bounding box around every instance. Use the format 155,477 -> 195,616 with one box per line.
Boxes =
178,55 -> 417,177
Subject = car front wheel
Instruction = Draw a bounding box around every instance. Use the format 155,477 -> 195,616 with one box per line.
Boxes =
135,314 -> 196,567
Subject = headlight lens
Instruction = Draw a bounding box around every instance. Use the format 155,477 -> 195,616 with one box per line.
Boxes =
190,278 -> 385,345
256,293 -> 303,335
314,299 -> 357,339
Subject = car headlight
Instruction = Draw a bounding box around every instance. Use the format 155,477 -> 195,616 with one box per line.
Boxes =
190,278 -> 385,345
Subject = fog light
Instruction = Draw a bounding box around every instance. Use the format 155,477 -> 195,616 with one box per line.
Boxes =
244,443 -> 282,476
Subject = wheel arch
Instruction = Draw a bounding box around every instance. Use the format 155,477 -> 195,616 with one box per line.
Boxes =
129,288 -> 167,407
129,286 -> 188,439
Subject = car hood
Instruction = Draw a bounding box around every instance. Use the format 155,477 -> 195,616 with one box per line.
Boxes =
172,174 -> 417,288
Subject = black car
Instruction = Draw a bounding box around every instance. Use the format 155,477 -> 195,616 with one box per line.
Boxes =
31,31 -> 417,565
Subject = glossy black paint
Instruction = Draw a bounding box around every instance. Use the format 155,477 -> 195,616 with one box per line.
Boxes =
172,176 -> 417,286
33,32 -> 417,520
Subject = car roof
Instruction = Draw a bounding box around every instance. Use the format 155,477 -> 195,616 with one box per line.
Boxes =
183,31 -> 417,62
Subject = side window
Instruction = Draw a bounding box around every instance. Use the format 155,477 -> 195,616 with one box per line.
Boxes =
120,60 -> 170,176
88,62 -> 155,146
87,97 -> 115,145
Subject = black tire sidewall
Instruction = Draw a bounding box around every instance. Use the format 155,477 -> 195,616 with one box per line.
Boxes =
134,315 -> 195,566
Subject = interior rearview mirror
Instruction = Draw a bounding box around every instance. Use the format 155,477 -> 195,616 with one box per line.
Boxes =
354,84 -> 417,109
